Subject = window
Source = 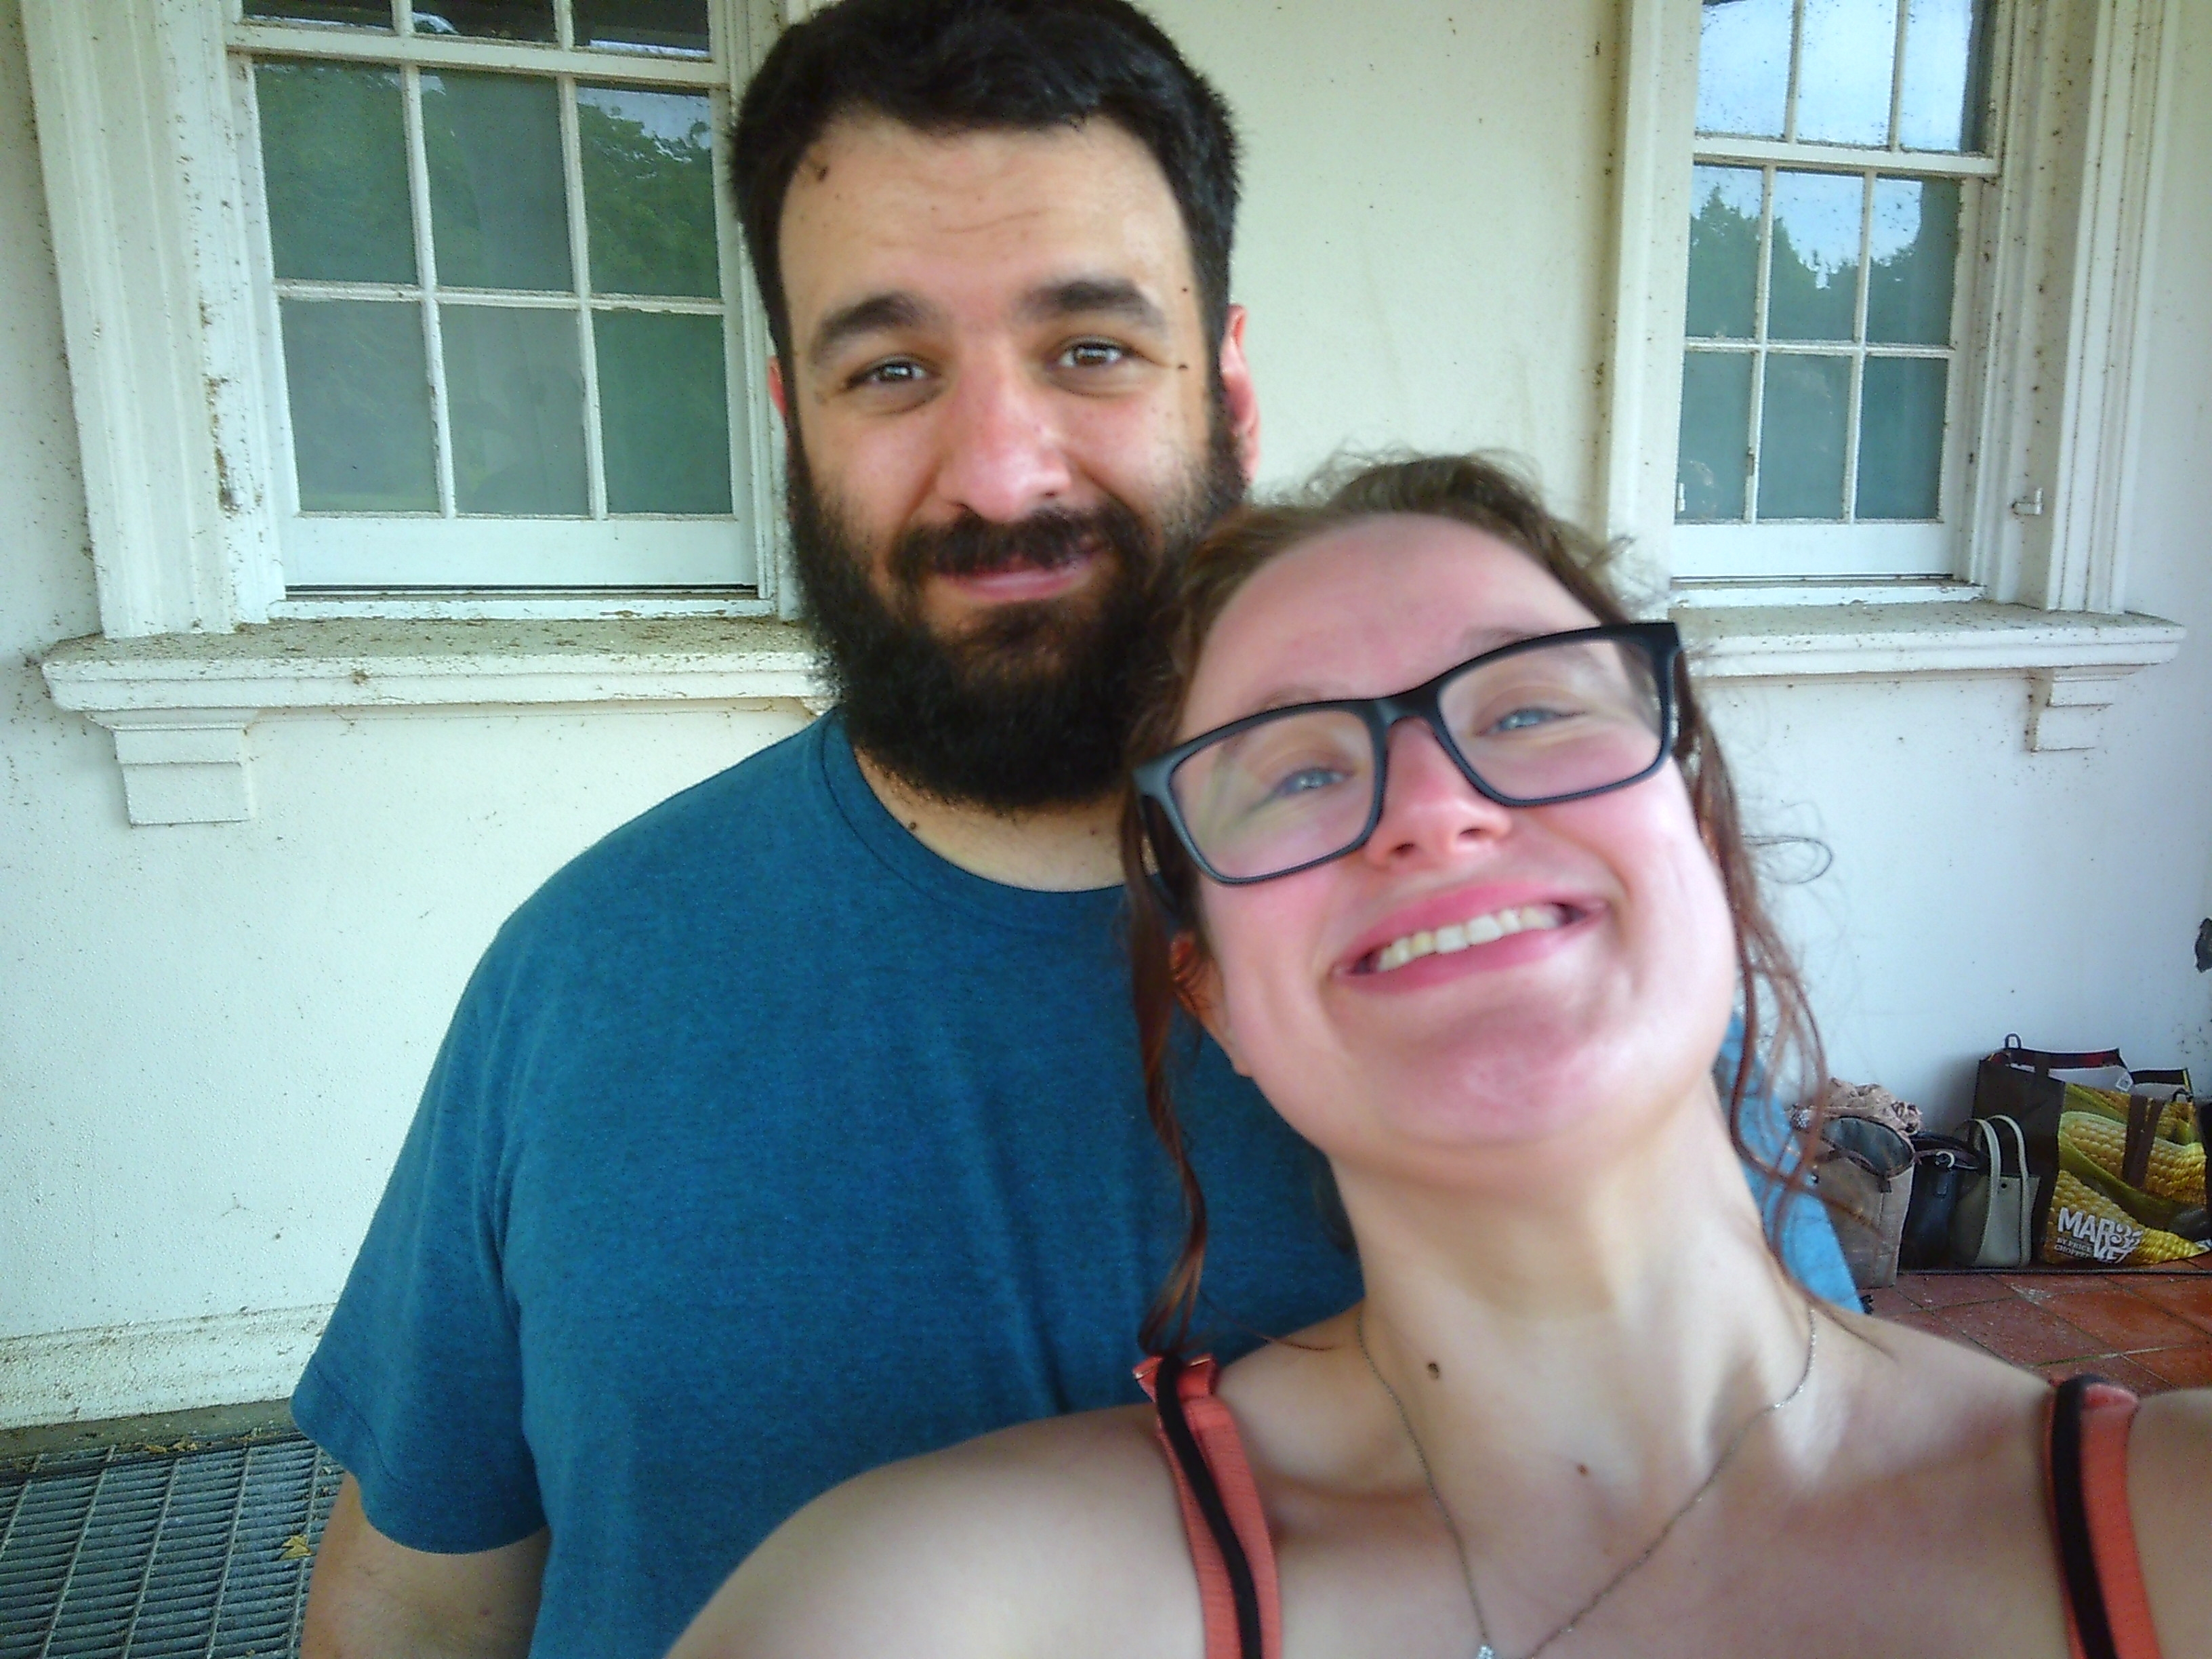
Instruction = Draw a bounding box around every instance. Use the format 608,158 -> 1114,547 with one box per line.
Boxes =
27,0 -> 2186,825
1595,0 -> 2184,750
232,0 -> 769,594
1673,0 -> 1997,579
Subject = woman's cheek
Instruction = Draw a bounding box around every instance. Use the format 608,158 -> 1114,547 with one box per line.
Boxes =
1622,793 -> 1740,1052
1204,888 -> 1339,1096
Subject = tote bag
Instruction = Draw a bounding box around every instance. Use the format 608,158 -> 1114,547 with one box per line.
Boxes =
1951,1115 -> 2034,1269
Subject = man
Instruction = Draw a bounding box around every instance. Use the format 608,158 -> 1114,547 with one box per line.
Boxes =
296,3 -> 1854,1655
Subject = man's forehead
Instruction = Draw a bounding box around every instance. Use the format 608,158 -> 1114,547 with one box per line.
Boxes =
790,108 -> 1167,201
777,112 -> 1193,319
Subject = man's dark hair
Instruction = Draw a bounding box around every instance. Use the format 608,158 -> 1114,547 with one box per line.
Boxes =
732,0 -> 1240,369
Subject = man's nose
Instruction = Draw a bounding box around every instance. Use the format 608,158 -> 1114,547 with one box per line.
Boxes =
1361,718 -> 1514,868
928,353 -> 1076,523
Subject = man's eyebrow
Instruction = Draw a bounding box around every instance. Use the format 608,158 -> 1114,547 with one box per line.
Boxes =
1017,277 -> 1168,333
805,291 -> 941,369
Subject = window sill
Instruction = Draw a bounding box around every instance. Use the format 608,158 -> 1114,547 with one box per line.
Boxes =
39,617 -> 829,825
1671,598 -> 2186,752
41,600 -> 2184,826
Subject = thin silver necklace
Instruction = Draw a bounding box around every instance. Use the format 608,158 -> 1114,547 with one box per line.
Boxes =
1355,1300 -> 1818,1659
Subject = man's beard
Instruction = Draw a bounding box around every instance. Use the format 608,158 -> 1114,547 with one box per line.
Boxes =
786,405 -> 1245,814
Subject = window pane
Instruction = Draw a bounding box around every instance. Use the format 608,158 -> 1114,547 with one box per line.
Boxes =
442,306 -> 588,516
1757,354 -> 1851,519
1858,356 -> 1946,518
412,1 -> 556,41
575,0 -> 711,56
423,73 -> 571,293
579,88 -> 718,298
1685,165 -> 1763,340
1900,0 -> 1991,150
1796,0 -> 1900,146
1866,178 -> 1959,345
1767,171 -> 1862,342
243,1 -> 392,26
1696,0 -> 1790,138
596,311 -> 731,514
281,300 -> 436,512
257,63 -> 415,284
1677,350 -> 1753,522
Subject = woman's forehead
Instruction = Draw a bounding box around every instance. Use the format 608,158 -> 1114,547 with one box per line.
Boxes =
1185,515 -> 1601,726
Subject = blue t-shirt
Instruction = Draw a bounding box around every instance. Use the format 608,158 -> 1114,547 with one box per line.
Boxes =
294,714 -> 1852,1657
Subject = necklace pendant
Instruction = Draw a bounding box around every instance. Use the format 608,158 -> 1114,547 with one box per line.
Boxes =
1476,1648 -> 1496,1659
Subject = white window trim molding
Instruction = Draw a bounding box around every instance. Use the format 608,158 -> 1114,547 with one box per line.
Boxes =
1675,599 -> 2183,752
1975,0 -> 2181,614
22,0 -> 806,823
21,0 -> 792,638
39,617 -> 830,825
22,0 -> 275,640
1600,0 -> 2184,751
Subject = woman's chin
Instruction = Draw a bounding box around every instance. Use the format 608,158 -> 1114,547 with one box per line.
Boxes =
1267,1011 -> 1707,1174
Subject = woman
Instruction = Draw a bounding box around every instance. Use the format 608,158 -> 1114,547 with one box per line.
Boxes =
672,456 -> 2212,1659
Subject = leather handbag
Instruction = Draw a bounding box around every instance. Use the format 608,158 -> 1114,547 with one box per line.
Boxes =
1810,1115 -> 1916,1288
1898,1133 -> 1986,1270
1950,1115 -> 2036,1269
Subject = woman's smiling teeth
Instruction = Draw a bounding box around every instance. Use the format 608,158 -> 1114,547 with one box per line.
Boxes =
1366,905 -> 1571,974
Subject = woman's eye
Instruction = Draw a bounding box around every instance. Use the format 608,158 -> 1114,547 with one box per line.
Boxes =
1490,705 -> 1573,734
1267,764 -> 1347,799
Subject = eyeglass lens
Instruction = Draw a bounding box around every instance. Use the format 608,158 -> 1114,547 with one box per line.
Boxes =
1168,636 -> 1666,880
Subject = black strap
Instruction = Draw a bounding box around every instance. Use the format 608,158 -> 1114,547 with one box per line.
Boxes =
2050,1375 -> 2121,1659
2001,1036 -> 2127,1075
1153,1355 -> 1264,1659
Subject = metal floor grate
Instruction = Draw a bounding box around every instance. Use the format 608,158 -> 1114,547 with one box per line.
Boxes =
0,1434 -> 340,1658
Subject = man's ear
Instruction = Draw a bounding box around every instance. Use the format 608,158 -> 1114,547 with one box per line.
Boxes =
1174,939 -> 1249,1077
1216,305 -> 1261,486
766,356 -> 789,422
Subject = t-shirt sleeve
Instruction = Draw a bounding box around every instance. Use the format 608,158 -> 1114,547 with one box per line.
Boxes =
1717,1017 -> 1860,1311
291,941 -> 546,1554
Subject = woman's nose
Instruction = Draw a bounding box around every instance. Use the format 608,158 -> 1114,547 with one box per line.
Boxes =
1360,718 -> 1513,868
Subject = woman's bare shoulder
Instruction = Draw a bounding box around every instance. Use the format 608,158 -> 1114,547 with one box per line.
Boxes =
2125,1386 -> 2212,1659
1822,1315 -> 2212,1653
668,1404 -> 1201,1659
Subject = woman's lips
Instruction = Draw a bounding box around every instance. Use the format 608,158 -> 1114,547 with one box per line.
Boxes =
1361,902 -> 1574,973
1340,902 -> 1595,987
1334,881 -> 1602,983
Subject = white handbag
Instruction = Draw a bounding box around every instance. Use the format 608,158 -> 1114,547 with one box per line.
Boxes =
1951,1115 -> 2036,1268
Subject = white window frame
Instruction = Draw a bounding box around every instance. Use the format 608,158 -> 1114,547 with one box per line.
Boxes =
27,0 -> 825,825
1672,137 -> 1998,581
30,0 -> 792,630
1601,0 -> 2184,747
234,16 -> 759,592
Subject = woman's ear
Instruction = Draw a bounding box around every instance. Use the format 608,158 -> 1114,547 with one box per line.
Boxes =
1172,936 -> 1248,1076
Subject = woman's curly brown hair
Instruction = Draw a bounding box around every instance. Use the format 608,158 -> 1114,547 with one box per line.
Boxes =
1120,453 -> 1828,1353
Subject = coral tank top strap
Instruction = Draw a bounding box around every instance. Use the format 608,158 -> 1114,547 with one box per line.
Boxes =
2049,1378 -> 2163,1659
1136,1354 -> 1284,1659
1134,1364 -> 2164,1659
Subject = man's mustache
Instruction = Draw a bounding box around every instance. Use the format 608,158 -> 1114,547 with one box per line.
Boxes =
888,508 -> 1129,588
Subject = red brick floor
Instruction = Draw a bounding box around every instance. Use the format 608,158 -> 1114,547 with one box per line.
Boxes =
1870,1259 -> 2212,1391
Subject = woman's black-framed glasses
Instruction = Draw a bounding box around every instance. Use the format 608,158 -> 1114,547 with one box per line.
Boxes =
1134,621 -> 1682,888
